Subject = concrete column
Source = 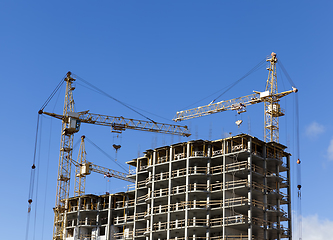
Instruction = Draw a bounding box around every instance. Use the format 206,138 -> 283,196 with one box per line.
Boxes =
185,142 -> 191,239
167,146 -> 173,240
150,151 -> 156,240
106,195 -> 112,240
96,198 -> 101,237
222,139 -> 226,240
287,155 -> 292,240
63,199 -> 68,238
132,158 -> 139,238
247,138 -> 253,240
75,198 -> 82,239
146,219 -> 150,237
263,145 -> 268,240
206,143 -> 211,239
276,154 -> 281,240
205,210 -> 210,239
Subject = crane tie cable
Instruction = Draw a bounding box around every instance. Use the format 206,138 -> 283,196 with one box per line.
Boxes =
181,57 -> 266,110
26,112 -> 42,240
210,58 -> 267,104
85,137 -> 128,172
38,73 -> 165,124
76,81 -> 173,123
40,74 -> 66,111
277,60 -> 297,88
74,74 -> 155,123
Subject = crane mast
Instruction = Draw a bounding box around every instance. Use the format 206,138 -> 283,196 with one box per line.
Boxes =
73,136 -> 87,197
53,72 -> 76,240
264,52 -> 281,142
73,135 -> 135,197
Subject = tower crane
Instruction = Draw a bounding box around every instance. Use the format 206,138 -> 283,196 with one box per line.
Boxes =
73,135 -> 135,198
41,72 -> 191,240
173,52 -> 298,143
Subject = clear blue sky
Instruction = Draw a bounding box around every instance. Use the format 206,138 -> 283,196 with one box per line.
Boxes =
1,1 -> 332,239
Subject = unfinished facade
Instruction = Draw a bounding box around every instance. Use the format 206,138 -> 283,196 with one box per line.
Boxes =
64,192 -> 136,240
63,134 -> 291,240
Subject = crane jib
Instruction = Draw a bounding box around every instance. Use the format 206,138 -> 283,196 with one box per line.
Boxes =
41,110 -> 191,137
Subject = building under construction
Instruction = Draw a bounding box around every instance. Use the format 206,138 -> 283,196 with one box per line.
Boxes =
38,53 -> 297,240
63,133 -> 291,240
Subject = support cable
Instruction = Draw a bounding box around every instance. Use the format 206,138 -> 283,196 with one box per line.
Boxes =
74,74 -> 155,123
180,58 -> 266,110
85,137 -> 128,172
40,74 -> 66,111
25,209 -> 30,240
211,58 -> 266,104
295,92 -> 302,240
76,82 -> 173,123
25,112 -> 41,240
27,78 -> 64,240
73,138 -> 82,152
41,115 -> 53,240
32,117 -> 43,240
278,66 -> 287,92
26,73 -> 64,239
278,60 -> 297,88
41,84 -> 64,239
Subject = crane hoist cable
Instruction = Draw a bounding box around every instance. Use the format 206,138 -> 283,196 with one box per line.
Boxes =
26,112 -> 45,240
112,133 -> 122,161
279,59 -> 302,239
28,78 -> 67,239
105,171 -> 112,193
25,127 -> 38,239
295,93 -> 302,240
27,114 -> 41,209
25,113 -> 41,240
40,115 -> 56,240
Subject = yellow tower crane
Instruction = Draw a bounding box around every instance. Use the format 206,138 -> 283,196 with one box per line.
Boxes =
173,52 -> 298,143
73,135 -> 135,198
40,72 -> 190,240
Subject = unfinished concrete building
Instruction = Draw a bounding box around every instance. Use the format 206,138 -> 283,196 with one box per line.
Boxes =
64,133 -> 291,240
64,192 -> 136,240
